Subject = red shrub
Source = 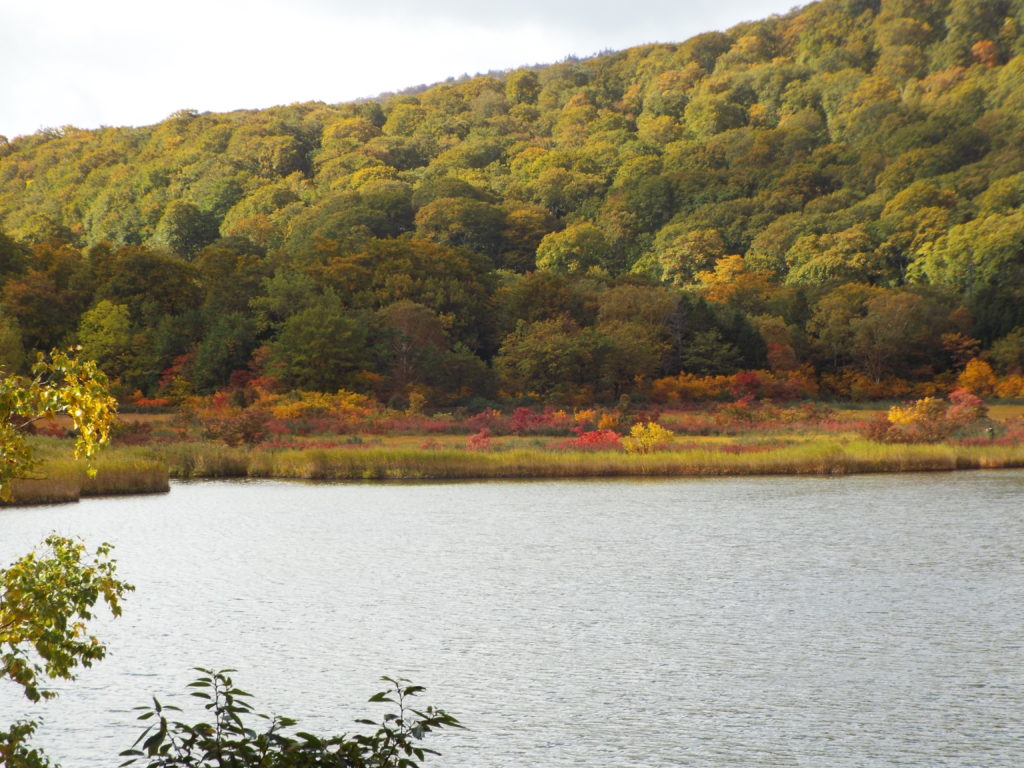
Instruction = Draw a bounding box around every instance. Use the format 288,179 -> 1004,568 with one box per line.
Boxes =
467,429 -> 492,451
559,428 -> 622,451
465,410 -> 509,435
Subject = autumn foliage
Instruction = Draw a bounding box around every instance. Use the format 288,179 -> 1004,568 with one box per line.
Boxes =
5,1 -> 1024,413
863,389 -> 989,444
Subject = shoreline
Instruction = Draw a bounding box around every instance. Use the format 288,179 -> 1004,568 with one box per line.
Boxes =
7,438 -> 1024,505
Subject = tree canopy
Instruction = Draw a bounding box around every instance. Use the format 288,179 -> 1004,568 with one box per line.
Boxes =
4,0 -> 1024,403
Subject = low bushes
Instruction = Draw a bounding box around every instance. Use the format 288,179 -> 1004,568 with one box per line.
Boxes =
863,389 -> 990,444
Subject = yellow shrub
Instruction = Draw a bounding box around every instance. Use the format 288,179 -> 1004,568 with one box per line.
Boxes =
263,389 -> 374,421
888,397 -> 946,426
622,422 -> 675,454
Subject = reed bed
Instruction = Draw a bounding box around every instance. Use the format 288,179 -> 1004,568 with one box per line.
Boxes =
4,454 -> 169,505
118,439 -> 1024,482
6,466 -> 82,505
9,436 -> 1024,506
79,456 -> 170,495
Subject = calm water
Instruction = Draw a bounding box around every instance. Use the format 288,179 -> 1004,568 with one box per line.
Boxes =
1,473 -> 1022,767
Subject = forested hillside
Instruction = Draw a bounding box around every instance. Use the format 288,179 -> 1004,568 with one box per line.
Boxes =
4,0 -> 1024,406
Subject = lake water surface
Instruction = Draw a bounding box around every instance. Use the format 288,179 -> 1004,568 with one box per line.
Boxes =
1,473 -> 1022,766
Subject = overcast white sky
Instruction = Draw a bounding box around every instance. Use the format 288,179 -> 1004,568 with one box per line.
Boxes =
1,0 -> 801,139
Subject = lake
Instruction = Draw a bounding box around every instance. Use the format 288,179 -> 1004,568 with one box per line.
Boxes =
1,473 -> 1022,766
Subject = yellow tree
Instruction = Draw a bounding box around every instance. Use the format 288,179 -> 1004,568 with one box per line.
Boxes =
0,348 -> 116,501
696,254 -> 774,313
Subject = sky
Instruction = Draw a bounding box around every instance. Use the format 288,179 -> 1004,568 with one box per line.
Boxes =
1,0 -> 801,139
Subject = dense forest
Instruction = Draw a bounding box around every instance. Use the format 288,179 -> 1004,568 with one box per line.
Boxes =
4,0 -> 1024,407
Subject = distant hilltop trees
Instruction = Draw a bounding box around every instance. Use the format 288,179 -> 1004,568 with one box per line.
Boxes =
3,0 -> 1024,405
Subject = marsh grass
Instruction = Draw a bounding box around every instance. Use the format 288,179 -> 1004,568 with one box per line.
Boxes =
5,452 -> 169,505
105,438 -> 1024,482
6,466 -> 81,505
79,456 -> 170,495
11,433 -> 1024,506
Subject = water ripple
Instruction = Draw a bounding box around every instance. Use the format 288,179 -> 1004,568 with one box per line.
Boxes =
0,473 -> 1022,766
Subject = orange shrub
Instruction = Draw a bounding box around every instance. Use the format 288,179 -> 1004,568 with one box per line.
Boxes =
650,372 -> 733,403
653,369 -> 819,405
956,359 -> 998,396
821,370 -> 914,401
995,374 -> 1024,398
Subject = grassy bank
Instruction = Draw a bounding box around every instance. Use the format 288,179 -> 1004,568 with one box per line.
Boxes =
5,439 -> 169,505
9,431 -> 1024,506
106,438 -> 1024,483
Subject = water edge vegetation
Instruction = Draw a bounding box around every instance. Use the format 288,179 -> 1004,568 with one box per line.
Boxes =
10,408 -> 1024,504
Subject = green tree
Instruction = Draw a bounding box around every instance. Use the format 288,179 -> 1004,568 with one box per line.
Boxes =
678,328 -> 743,375
413,197 -> 506,258
191,312 -> 260,393
1,536 -> 132,766
269,292 -> 372,392
535,223 -> 613,274
596,320 -> 665,398
849,291 -> 944,381
0,314 -> 25,374
784,226 -> 884,287
1,537 -> 131,701
495,315 -> 604,400
809,284 -> 947,379
498,205 -> 556,272
375,300 -> 449,400
93,246 -> 202,326
0,241 -> 94,352
493,270 -> 597,341
988,326 -> 1024,374
505,70 -> 541,105
0,229 -> 28,282
318,237 -> 496,353
909,212 -> 1024,299
654,226 -> 726,285
250,268 -> 322,332
149,201 -> 219,259
193,239 -> 272,319
76,300 -> 134,381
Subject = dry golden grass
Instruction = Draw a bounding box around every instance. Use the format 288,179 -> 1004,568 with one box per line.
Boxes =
10,425 -> 1024,506
110,438 -> 1024,483
4,441 -> 169,504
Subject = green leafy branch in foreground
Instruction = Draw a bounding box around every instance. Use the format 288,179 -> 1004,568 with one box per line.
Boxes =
120,669 -> 461,768
1,535 -> 134,766
0,347 -> 117,500
0,536 -> 133,703
0,348 -> 458,767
